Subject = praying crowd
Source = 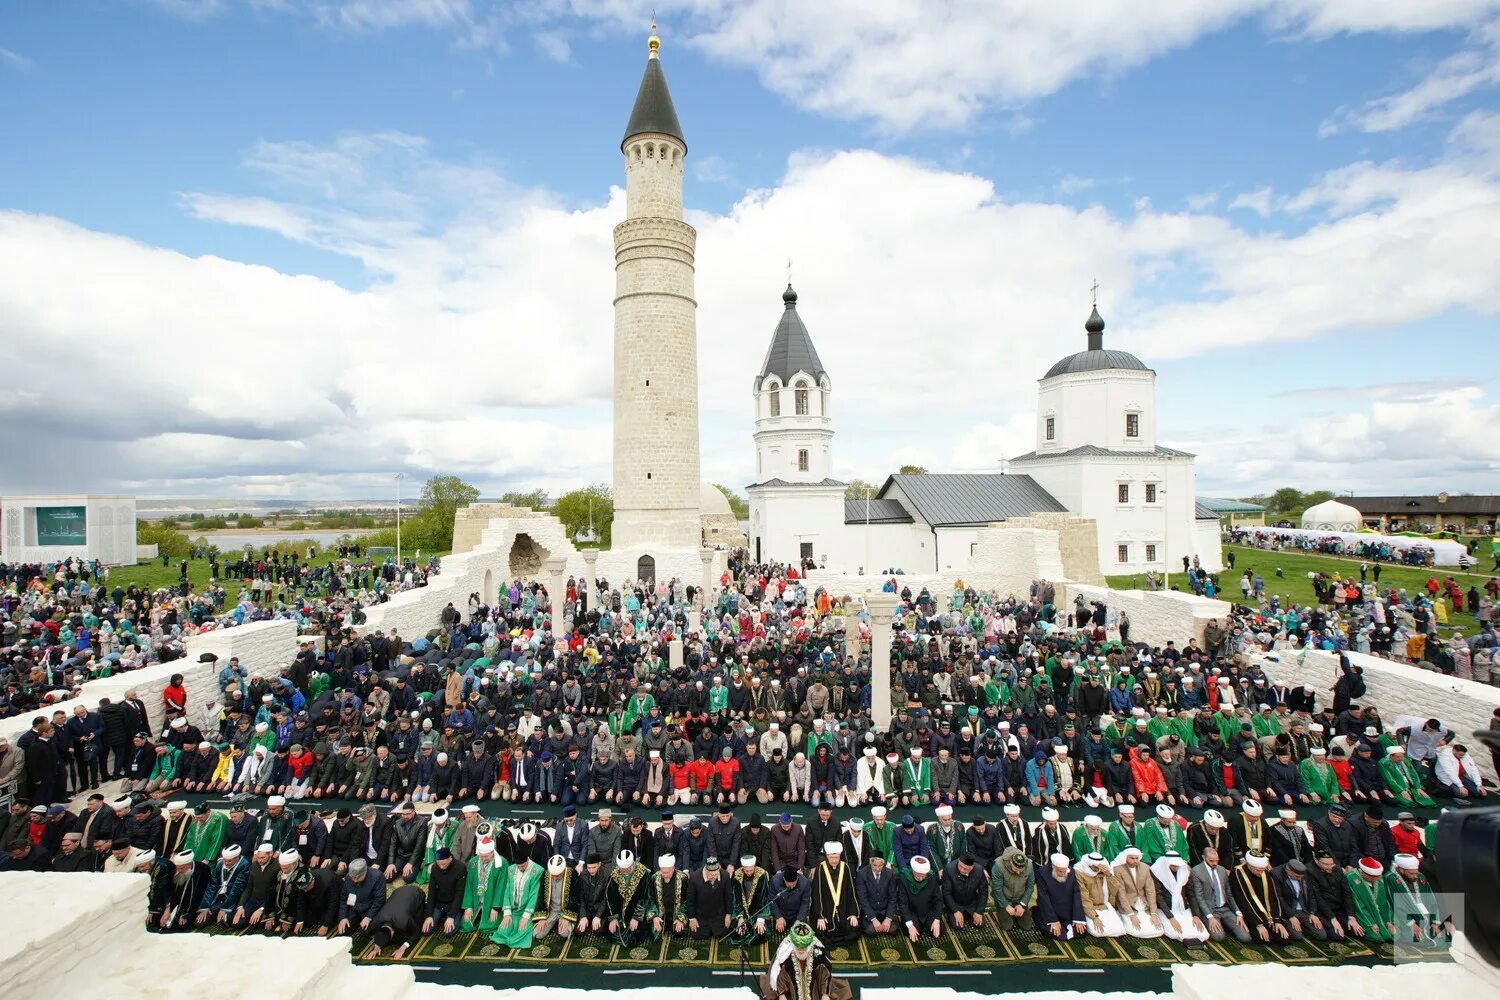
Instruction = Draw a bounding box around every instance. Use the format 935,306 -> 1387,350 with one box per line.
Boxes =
0,548 -> 1492,966
0,550 -> 441,717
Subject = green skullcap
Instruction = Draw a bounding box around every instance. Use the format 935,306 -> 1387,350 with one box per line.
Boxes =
789,921 -> 816,948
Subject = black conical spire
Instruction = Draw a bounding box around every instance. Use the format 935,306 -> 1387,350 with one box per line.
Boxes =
1085,306 -> 1105,350
622,23 -> 685,152
758,283 -> 826,387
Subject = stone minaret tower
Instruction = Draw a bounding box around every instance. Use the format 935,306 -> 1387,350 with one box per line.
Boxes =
611,24 -> 701,552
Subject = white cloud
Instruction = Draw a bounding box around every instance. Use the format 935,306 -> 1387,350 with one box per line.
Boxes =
0,46 -> 34,72
1321,22 -> 1500,135
5,120 -> 1500,498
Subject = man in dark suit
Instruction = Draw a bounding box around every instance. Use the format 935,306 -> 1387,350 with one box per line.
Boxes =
855,853 -> 899,935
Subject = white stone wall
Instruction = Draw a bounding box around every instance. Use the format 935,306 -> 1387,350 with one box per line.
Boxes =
1061,583 -> 1233,649
747,483 -> 851,567
0,620 -> 297,743
1248,647 -> 1500,782
613,131 -> 701,552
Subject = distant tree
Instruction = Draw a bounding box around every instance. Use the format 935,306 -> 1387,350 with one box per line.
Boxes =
1268,487 -> 1305,513
898,465 -> 929,475
845,478 -> 879,500
499,488 -> 549,511
712,483 -> 749,520
235,515 -> 264,529
553,484 -> 614,548
137,520 -> 189,560
399,474 -> 480,550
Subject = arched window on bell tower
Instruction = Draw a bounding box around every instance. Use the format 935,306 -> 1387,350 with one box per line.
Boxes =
794,380 -> 809,416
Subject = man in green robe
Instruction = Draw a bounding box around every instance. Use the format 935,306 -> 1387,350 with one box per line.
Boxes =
866,808 -> 895,863
1298,748 -> 1342,804
1071,815 -> 1107,859
460,838 -> 508,934
1137,806 -> 1190,863
1386,854 -> 1450,949
730,855 -> 771,945
622,690 -> 656,734
1345,857 -> 1395,942
415,808 -> 456,885
1251,707 -> 1281,741
1104,805 -> 1142,858
1378,747 -> 1435,807
899,748 -> 931,807
491,854 -> 542,949
925,805 -> 967,870
183,805 -> 226,864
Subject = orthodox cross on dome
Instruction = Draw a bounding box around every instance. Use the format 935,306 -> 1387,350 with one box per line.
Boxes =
1090,278 -> 1100,309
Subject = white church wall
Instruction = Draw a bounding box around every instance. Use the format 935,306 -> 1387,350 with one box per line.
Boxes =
1,494 -> 138,566
1246,647 -> 1500,782
1034,370 -> 1157,454
1193,519 -> 1224,573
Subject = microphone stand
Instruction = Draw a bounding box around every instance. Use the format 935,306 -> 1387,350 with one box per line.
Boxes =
723,875 -> 795,989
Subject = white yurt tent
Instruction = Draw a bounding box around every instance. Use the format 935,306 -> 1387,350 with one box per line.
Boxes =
1300,499 -> 1363,531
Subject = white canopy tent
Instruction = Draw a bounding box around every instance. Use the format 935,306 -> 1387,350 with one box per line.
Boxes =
1237,525 -> 1468,566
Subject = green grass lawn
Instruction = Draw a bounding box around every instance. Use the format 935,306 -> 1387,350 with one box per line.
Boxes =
107,549 -> 350,595
1106,543 -> 1497,636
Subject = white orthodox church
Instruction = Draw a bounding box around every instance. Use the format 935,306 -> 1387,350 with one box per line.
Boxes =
746,291 -> 1223,577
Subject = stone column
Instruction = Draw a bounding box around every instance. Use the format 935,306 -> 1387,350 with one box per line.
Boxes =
866,592 -> 899,731
843,611 -> 861,664
543,556 -> 568,646
581,549 -> 599,613
698,548 -> 715,610
686,609 -> 702,636
668,636 -> 684,671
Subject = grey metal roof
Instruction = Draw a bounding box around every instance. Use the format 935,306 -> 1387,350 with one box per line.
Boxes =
1194,501 -> 1221,520
1348,495 -> 1500,516
1010,444 -> 1196,461
879,473 -> 1065,527
843,498 -> 914,524
748,477 -> 847,489
1197,497 -> 1267,514
1044,349 -> 1152,378
757,285 -> 827,386
622,54 -> 685,151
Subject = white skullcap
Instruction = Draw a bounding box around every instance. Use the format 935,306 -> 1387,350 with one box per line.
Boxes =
823,841 -> 843,855
1050,853 -> 1070,869
256,842 -> 275,854
135,850 -> 156,866
1156,805 -> 1174,820
935,804 -> 952,818
1311,747 -> 1326,756
1394,854 -> 1419,872
648,750 -> 660,759
1243,800 -> 1263,817
477,839 -> 496,856
1122,846 -> 1143,859
461,804 -> 480,814
1245,852 -> 1270,871
1041,807 -> 1059,821
437,752 -> 449,763
171,717 -> 187,729
1053,745 -> 1068,755
740,854 -> 758,867
864,747 -> 876,757
1084,815 -> 1102,827
220,845 -> 242,861
1278,808 -> 1296,820
617,850 -> 635,868
909,747 -> 922,756
1204,810 -> 1225,829
262,694 -> 274,703
1309,723 -> 1324,733
657,852 -> 676,871
1386,745 -> 1405,757
279,849 -> 300,865
910,856 -> 931,874
198,742 -> 212,750
171,850 -> 194,865
1359,858 -> 1384,877
167,800 -> 187,811
1118,804 -> 1135,816
520,823 -> 537,840
267,795 -> 286,807
1004,804 -> 1020,816
548,855 -> 567,875
846,818 -> 864,831
432,809 -> 448,825
870,806 -> 887,818
255,722 -> 268,732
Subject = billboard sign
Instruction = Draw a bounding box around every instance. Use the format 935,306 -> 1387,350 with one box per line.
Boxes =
35,506 -> 87,546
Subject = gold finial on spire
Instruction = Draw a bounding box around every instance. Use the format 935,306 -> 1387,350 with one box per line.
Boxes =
648,19 -> 660,58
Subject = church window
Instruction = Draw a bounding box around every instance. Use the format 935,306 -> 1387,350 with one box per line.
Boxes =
1145,544 -> 1157,562
1117,483 -> 1130,504
1145,483 -> 1157,503
797,449 -> 809,472
769,391 -> 780,417
1117,544 -> 1130,564
1125,412 -> 1140,438
1045,416 -> 1055,441
795,386 -> 809,415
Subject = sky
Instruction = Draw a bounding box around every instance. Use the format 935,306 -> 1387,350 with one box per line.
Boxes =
2,1 -> 1499,503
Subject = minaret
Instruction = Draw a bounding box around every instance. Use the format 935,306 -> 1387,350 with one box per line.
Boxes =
611,23 -> 701,551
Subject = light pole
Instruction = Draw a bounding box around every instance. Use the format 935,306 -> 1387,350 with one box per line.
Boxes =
1160,486 -> 1169,592
395,473 -> 403,570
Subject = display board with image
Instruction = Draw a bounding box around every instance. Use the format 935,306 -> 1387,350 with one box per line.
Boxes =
34,505 -> 87,545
